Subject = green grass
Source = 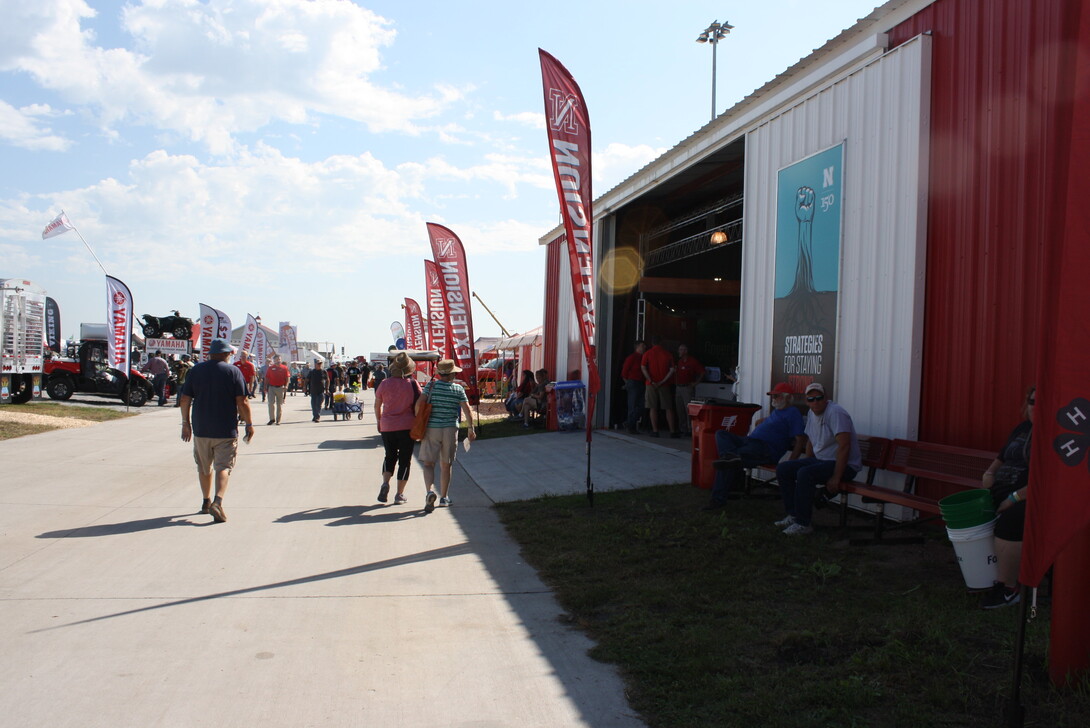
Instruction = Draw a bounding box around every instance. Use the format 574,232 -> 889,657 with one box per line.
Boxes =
466,414 -> 549,440
496,484 -> 1090,728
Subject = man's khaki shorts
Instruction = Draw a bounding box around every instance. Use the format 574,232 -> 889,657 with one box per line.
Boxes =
193,437 -> 238,475
645,383 -> 675,410
419,427 -> 458,465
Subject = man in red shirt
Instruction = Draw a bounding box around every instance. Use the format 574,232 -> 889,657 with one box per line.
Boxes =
641,336 -> 678,438
620,340 -> 647,434
264,354 -> 290,425
234,351 -> 256,399
674,343 -> 705,435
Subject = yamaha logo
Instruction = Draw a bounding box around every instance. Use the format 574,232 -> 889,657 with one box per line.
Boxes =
204,315 -> 214,324
112,291 -> 126,305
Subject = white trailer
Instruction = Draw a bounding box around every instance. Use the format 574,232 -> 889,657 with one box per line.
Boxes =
0,278 -> 47,404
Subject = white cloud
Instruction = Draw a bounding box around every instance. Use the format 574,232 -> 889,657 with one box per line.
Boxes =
493,110 -> 543,129
593,141 -> 667,192
0,100 -> 71,150
2,0 -> 465,153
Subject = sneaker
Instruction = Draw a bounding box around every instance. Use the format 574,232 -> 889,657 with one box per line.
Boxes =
774,515 -> 796,527
425,491 -> 438,513
377,483 -> 390,503
670,431 -> 681,439
783,522 -> 813,536
394,493 -> 408,505
267,419 -> 275,426
209,501 -> 227,523
439,496 -> 452,507
981,583 -> 1021,609
200,499 -> 211,515
649,431 -> 660,438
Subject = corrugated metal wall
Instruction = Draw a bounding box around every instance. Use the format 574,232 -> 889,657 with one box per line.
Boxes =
739,35 -> 932,440
888,0 -> 1072,452
543,236 -> 561,380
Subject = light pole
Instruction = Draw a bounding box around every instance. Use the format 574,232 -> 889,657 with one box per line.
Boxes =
696,20 -> 734,122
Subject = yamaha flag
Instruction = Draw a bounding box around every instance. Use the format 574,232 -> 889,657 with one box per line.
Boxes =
105,276 -> 132,378
426,223 -> 478,404
236,313 -> 258,362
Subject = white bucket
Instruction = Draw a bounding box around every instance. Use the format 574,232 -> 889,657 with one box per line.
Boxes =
947,517 -> 999,590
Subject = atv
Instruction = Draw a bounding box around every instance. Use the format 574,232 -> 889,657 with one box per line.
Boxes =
44,340 -> 154,407
141,310 -> 194,340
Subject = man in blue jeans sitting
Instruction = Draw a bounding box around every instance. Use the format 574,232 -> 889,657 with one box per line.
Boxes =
775,382 -> 862,536
702,382 -> 805,510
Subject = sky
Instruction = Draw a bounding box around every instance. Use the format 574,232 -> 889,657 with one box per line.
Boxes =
0,0 -> 881,358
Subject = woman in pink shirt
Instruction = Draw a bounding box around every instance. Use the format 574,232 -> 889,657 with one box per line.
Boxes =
373,353 -> 421,505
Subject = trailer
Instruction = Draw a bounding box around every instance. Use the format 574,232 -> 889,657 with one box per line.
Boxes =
0,278 -> 47,404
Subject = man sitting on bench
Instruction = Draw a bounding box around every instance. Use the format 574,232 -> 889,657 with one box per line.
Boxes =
702,382 -> 805,510
774,382 -> 862,535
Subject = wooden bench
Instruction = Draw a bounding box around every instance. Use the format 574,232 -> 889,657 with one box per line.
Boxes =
837,438 -> 996,544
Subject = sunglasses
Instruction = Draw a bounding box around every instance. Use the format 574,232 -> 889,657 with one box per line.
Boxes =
806,395 -> 824,402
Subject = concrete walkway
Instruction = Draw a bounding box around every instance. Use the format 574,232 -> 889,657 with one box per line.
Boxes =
0,391 -> 691,727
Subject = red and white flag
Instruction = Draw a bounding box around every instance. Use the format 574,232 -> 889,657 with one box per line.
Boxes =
424,259 -> 450,360
254,326 -> 269,365
539,49 -> 601,421
426,222 -> 478,404
42,212 -> 74,240
404,298 -> 425,351
105,276 -> 133,376
278,321 -> 298,361
236,313 -> 258,362
197,303 -> 231,361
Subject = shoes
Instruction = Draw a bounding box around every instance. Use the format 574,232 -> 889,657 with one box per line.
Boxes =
276,421 -> 281,425
439,496 -> 452,507
522,423 -> 529,429
394,493 -> 408,505
783,522 -> 813,536
425,491 -> 438,513
702,501 -> 727,511
267,419 -> 275,426
209,501 -> 227,523
378,483 -> 390,503
670,431 -> 681,439
774,515 -> 796,527
200,499 -> 211,514
649,431 -> 660,438
981,583 -> 1021,609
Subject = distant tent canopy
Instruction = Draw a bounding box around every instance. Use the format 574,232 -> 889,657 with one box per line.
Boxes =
495,327 -> 542,350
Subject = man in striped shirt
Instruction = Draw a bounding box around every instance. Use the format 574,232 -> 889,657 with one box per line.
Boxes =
416,359 -> 476,512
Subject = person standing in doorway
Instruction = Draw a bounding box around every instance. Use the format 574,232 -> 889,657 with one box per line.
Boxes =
620,340 -> 647,435
641,336 -> 678,438
179,339 -> 254,523
674,343 -> 705,436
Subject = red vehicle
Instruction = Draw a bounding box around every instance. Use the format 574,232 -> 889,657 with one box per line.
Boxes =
44,340 -> 154,407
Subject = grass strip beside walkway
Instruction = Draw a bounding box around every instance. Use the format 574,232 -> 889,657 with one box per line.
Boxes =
496,484 -> 1090,728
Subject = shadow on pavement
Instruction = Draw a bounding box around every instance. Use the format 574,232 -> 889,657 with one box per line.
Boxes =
33,542 -> 475,633
37,515 -> 204,538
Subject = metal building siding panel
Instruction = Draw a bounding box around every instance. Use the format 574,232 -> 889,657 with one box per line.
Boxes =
543,236 -> 561,380
740,36 -> 931,441
888,0 -> 1069,451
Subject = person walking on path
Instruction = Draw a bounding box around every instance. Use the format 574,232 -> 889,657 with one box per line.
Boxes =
142,350 -> 170,406
374,352 -> 420,506
620,340 -> 647,434
264,354 -> 290,425
234,350 -> 257,399
307,360 -> 328,422
178,338 -> 254,523
416,359 -> 476,512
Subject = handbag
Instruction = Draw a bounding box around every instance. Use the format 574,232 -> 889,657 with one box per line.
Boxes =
410,383 -> 432,441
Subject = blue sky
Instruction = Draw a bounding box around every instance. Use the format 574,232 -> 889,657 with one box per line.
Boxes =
0,0 -> 879,357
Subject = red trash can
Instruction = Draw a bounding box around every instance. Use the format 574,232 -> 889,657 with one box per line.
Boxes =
687,402 -> 761,489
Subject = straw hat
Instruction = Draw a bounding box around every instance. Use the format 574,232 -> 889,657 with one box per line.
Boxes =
388,352 -> 416,378
436,359 -> 462,375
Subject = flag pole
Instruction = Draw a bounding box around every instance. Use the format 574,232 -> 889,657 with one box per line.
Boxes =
63,211 -> 110,277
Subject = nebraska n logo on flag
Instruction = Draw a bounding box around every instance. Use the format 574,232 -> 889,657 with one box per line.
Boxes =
549,89 -> 579,133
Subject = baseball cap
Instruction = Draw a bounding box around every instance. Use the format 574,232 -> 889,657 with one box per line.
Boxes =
804,382 -> 825,395
767,382 -> 794,395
